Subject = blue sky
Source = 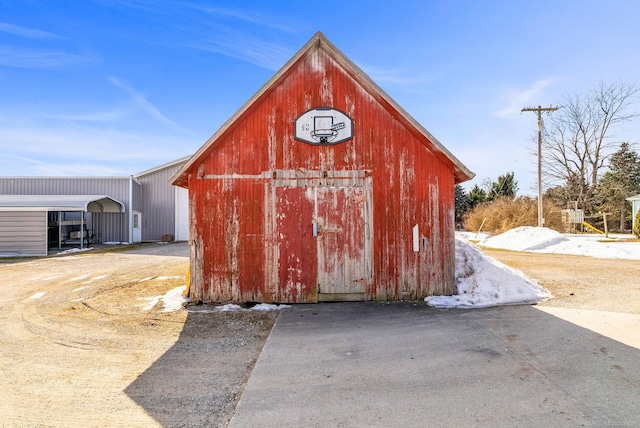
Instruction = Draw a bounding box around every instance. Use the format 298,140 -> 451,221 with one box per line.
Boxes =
1,1 -> 639,195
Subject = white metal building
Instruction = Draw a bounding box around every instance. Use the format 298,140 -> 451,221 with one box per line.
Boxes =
134,156 -> 190,242
0,157 -> 190,256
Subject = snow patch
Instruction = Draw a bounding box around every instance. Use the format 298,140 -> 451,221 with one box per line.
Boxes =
138,286 -> 188,312
138,295 -> 162,311
81,275 -> 108,284
55,247 -> 94,256
29,292 -> 46,299
214,303 -> 243,311
480,226 -> 568,251
251,303 -> 291,311
162,286 -> 188,312
479,226 -> 640,260
426,238 -> 551,309
193,303 -> 292,312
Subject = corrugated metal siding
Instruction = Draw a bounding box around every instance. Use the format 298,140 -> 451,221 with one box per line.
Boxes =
132,180 -> 142,212
0,177 -> 131,243
186,45 -> 458,303
136,165 -> 180,241
0,211 -> 46,256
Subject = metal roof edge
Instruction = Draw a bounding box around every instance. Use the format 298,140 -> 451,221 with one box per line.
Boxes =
0,176 -> 132,180
135,156 -> 191,178
0,195 -> 126,212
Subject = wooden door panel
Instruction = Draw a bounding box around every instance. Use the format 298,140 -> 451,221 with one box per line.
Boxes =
275,187 -> 317,302
316,186 -> 366,297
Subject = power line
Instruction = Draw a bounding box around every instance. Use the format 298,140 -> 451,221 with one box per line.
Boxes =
521,105 -> 560,227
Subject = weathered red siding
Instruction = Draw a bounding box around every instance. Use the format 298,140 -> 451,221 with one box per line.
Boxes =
177,33 -> 472,303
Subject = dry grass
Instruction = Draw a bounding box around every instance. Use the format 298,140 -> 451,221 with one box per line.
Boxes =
462,196 -> 564,234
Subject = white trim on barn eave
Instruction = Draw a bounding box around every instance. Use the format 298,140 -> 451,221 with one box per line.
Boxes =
169,31 -> 475,187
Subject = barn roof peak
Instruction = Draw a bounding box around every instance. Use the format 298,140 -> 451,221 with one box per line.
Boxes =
170,32 -> 474,187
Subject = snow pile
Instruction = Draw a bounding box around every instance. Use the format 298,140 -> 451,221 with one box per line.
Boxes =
426,239 -> 551,309
139,286 -> 189,312
479,226 -> 640,260
480,226 -> 569,251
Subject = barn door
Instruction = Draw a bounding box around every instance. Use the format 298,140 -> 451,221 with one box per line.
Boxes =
315,185 -> 370,301
274,173 -> 372,302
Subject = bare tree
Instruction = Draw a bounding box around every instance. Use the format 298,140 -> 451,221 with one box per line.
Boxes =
541,81 -> 639,212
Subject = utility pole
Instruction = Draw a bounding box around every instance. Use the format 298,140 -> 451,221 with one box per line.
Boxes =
521,105 -> 559,227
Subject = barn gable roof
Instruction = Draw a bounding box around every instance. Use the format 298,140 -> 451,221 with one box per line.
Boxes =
170,32 -> 474,187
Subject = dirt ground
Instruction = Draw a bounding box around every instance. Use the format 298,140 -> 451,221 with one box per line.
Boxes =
483,248 -> 640,315
1,243 -> 638,427
0,243 -> 277,427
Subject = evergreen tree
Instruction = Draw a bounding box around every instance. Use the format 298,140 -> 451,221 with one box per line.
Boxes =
467,184 -> 487,209
454,184 -> 470,228
487,172 -> 518,201
596,142 -> 640,230
634,209 -> 640,238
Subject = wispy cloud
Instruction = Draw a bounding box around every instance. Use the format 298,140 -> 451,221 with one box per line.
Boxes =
0,154 -> 131,176
91,2 -> 299,70
0,124 -> 199,176
190,6 -> 299,34
187,34 -> 292,70
108,76 -> 198,136
42,109 -> 135,123
0,47 -> 93,69
494,78 -> 563,118
0,22 -> 63,39
358,61 -> 442,86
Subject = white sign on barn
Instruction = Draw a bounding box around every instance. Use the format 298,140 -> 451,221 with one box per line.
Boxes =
294,107 -> 353,145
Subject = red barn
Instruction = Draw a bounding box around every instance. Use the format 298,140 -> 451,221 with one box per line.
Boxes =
171,32 -> 474,304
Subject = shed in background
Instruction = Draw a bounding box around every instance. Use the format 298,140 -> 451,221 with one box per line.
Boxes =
0,176 -> 140,247
171,32 -> 474,304
0,195 -> 125,256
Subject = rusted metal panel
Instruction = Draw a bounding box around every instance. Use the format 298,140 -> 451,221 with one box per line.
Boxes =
183,34 -> 465,303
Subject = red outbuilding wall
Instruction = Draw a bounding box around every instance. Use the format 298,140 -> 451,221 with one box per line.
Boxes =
172,33 -> 473,303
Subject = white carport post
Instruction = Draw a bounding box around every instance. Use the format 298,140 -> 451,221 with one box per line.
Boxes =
80,211 -> 85,250
58,211 -> 62,250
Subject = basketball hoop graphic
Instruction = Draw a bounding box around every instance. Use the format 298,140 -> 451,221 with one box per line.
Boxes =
295,107 -> 353,145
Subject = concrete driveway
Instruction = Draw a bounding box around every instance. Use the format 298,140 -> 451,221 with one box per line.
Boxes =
230,302 -> 640,427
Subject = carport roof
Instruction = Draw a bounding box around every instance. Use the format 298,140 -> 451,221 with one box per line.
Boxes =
0,195 -> 125,212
